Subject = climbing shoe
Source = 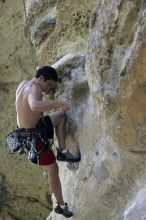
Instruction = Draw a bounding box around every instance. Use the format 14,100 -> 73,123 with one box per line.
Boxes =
56,148 -> 81,163
54,203 -> 73,218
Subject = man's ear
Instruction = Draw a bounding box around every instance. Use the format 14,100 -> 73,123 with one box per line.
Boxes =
39,75 -> 45,81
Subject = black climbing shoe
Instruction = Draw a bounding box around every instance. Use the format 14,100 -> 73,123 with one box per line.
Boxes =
56,148 -> 81,163
54,203 -> 73,218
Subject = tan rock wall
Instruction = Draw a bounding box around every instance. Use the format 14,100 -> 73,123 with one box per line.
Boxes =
25,0 -> 96,64
47,0 -> 146,220
87,0 -> 146,152
1,0 -> 146,220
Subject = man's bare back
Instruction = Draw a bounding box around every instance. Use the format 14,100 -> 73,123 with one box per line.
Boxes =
15,80 -> 42,128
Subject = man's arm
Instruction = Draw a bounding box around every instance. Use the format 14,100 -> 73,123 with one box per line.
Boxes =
28,87 -> 70,112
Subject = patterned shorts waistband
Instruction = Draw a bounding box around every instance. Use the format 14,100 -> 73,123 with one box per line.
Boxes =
18,127 -> 37,132
17,127 -> 41,136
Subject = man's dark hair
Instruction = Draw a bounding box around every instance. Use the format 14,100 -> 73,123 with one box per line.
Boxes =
35,66 -> 58,81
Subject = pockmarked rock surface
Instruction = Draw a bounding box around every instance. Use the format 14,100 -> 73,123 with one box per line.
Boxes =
25,0 -> 96,65
47,0 -> 146,220
1,0 -> 146,220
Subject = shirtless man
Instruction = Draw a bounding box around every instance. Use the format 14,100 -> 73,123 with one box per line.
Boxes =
15,66 -> 79,217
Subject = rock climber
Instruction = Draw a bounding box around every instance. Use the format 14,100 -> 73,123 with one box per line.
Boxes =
15,66 -> 80,217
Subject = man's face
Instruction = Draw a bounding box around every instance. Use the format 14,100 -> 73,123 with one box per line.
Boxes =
38,75 -> 58,92
43,79 -> 58,92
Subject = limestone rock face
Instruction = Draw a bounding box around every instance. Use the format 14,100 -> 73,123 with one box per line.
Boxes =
45,0 -> 146,220
123,186 -> 146,220
1,0 -> 146,220
25,0 -> 96,64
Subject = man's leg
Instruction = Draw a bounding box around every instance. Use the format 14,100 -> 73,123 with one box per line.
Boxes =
45,161 -> 73,217
49,111 -> 66,150
45,161 -> 64,204
49,111 -> 81,163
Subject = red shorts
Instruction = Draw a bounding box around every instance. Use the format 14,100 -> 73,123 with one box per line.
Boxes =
35,137 -> 56,166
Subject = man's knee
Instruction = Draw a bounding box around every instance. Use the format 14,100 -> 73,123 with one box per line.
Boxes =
45,162 -> 59,176
49,111 -> 66,127
57,111 -> 66,122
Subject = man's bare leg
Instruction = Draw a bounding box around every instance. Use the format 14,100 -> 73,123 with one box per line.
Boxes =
49,111 -> 67,150
49,111 -> 81,163
45,162 -> 73,217
45,162 -> 64,204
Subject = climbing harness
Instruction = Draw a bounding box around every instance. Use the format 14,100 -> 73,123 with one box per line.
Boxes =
22,0 -> 38,69
6,127 -> 52,164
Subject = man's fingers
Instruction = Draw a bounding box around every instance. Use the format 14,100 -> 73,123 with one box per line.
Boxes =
63,101 -> 71,109
59,100 -> 72,109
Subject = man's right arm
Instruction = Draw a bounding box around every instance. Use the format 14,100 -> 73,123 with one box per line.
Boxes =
28,88 -> 70,112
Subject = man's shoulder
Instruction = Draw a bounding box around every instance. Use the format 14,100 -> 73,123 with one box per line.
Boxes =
16,80 -> 41,96
30,82 -> 41,92
27,82 -> 42,98
18,80 -> 29,88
